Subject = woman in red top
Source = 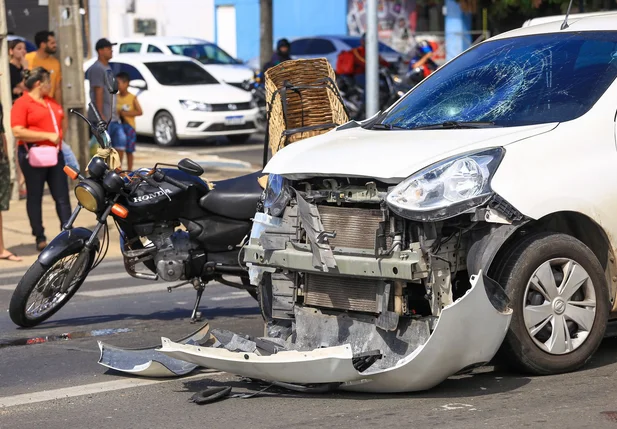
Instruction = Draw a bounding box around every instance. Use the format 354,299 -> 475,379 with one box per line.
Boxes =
11,67 -> 71,251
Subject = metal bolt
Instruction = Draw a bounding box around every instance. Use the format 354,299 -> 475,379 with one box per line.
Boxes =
168,269 -> 175,276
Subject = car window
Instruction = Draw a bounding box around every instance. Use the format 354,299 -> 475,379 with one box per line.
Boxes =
147,44 -> 163,53
119,43 -> 142,53
145,61 -> 219,85
109,62 -> 145,81
290,39 -> 311,55
167,43 -> 239,65
381,32 -> 617,129
306,38 -> 336,55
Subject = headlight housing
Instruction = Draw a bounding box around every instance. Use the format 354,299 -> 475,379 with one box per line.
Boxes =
263,174 -> 291,217
386,147 -> 505,222
75,179 -> 106,212
180,100 -> 212,111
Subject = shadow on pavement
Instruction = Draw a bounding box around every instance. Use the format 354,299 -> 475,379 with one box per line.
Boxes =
7,306 -> 260,331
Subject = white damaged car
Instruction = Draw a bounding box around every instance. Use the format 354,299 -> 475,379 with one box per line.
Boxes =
160,16 -> 617,392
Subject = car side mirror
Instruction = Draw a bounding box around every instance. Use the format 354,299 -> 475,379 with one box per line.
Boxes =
104,70 -> 118,94
178,158 -> 204,176
129,79 -> 147,90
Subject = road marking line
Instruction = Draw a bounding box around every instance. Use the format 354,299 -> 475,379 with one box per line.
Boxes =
211,291 -> 251,301
0,259 -> 126,281
0,371 -> 225,408
78,283 -> 173,297
0,271 -> 135,292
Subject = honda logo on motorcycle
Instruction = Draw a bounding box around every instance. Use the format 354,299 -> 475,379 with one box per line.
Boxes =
132,189 -> 173,203
228,104 -> 237,110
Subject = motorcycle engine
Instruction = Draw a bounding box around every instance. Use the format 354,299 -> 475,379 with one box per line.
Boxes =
147,224 -> 198,282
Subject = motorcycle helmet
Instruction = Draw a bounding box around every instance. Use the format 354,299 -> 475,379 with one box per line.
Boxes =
417,40 -> 433,55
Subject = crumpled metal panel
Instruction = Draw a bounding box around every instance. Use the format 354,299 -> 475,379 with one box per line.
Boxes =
158,272 -> 512,392
97,322 -> 211,378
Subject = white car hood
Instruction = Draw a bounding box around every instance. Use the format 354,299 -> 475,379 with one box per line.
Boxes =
203,64 -> 254,84
264,123 -> 558,183
162,84 -> 252,104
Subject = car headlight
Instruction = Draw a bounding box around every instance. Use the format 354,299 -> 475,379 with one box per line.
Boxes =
263,174 -> 291,217
180,100 -> 212,111
392,74 -> 402,83
75,179 -> 106,212
386,147 -> 505,222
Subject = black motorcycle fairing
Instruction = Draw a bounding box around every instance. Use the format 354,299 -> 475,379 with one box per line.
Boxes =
183,215 -> 251,253
199,171 -> 263,221
119,169 -> 209,223
38,227 -> 99,268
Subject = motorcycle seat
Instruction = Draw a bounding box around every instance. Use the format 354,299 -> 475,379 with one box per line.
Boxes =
199,171 -> 264,221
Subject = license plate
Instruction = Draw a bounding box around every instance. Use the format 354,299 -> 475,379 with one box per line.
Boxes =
225,115 -> 245,126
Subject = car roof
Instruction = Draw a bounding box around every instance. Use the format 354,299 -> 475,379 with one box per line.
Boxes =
116,36 -> 211,45
522,11 -> 617,27
109,53 -> 201,64
492,14 -> 617,41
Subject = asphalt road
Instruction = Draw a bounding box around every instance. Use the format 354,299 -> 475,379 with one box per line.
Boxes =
136,134 -> 266,169
3,258 -> 617,428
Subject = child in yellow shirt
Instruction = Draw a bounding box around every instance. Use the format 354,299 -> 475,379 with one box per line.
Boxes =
115,72 -> 143,171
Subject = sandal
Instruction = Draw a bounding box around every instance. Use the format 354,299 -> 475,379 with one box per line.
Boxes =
0,251 -> 23,262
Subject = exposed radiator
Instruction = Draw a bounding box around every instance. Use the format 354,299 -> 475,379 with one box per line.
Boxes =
318,205 -> 388,250
304,274 -> 382,313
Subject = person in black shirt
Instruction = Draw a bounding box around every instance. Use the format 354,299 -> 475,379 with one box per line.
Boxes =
9,39 -> 28,101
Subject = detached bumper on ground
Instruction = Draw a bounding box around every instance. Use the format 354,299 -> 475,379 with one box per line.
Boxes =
158,272 -> 512,393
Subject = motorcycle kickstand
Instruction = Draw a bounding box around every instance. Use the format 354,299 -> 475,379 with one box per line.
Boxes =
190,282 -> 205,324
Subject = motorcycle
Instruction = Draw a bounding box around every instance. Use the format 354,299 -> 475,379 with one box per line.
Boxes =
242,72 -> 267,133
9,71 -> 264,328
336,67 -> 414,121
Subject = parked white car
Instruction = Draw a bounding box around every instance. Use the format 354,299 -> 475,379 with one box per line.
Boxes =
160,15 -> 617,392
114,37 -> 255,89
84,54 -> 258,146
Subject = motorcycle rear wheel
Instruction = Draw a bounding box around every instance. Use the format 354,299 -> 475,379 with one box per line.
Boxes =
9,250 -> 95,328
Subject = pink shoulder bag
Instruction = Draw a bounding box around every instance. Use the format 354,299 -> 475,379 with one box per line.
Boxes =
25,103 -> 60,168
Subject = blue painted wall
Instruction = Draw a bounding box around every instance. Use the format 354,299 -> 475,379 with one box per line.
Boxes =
444,0 -> 472,61
214,0 -> 348,63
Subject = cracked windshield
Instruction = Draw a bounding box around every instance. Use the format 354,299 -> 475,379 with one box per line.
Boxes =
382,32 -> 617,129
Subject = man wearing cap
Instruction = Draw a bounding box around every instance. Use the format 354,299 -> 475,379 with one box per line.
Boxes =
88,38 -> 128,164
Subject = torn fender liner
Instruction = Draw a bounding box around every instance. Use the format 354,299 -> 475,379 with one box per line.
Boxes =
97,322 -> 211,378
158,272 -> 512,392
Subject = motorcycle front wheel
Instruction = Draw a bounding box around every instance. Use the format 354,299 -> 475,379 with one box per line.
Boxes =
9,250 -> 94,328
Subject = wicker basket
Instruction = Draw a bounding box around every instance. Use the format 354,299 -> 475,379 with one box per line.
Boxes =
265,58 -> 349,156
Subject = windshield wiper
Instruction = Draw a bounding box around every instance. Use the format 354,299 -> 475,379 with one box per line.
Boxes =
371,123 -> 407,130
412,121 -> 497,130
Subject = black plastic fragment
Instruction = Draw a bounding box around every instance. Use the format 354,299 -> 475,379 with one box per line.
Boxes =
352,350 -> 383,372
190,386 -> 232,405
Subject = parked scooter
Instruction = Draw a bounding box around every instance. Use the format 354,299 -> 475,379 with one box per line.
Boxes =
9,71 -> 264,328
337,67 -> 413,121
242,72 -> 267,133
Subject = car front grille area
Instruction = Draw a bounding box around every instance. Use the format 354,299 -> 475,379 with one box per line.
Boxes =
304,274 -> 382,313
204,121 -> 256,132
210,102 -> 252,112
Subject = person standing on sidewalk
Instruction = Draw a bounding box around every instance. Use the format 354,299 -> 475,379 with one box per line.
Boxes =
0,102 -> 23,262
9,39 -> 28,101
11,67 -> 71,251
9,39 -> 29,199
89,38 -> 127,166
25,31 -> 62,104
116,72 -> 142,171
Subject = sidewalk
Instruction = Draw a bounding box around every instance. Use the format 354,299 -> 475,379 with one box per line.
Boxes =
0,150 -> 257,270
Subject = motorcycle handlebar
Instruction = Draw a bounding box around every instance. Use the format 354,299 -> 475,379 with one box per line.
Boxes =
152,170 -> 190,191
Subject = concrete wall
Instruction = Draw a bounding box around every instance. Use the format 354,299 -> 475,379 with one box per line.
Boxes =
89,0 -> 215,57
214,0 -> 348,63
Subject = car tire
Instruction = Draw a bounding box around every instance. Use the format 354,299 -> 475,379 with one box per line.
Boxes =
227,134 -> 252,144
153,111 -> 178,146
493,232 -> 609,375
